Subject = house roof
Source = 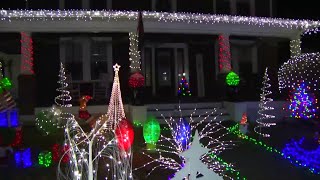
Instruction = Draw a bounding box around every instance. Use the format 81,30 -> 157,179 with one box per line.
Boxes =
0,10 -> 319,39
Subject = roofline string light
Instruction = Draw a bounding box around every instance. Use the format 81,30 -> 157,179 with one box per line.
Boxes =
1,10 -> 320,34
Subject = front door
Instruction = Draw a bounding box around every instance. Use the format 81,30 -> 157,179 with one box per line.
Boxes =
142,43 -> 189,100
155,48 -> 175,97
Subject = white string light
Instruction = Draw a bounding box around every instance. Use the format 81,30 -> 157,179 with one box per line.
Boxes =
278,53 -> 320,92
134,106 -> 235,179
129,32 -> 141,72
254,68 -> 276,138
0,10 -> 319,34
58,64 -> 132,180
290,39 -> 301,59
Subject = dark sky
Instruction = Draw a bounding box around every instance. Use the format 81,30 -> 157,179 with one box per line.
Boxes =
277,0 -> 319,19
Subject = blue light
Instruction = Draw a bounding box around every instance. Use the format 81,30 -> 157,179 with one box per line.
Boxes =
14,148 -> 32,168
10,109 -> 19,127
174,118 -> 191,150
282,137 -> 320,174
0,112 -> 8,127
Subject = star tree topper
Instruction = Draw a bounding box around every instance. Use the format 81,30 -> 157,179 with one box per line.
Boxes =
172,130 -> 223,180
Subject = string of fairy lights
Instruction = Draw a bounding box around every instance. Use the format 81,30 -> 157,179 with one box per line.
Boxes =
254,68 -> 276,138
20,32 -> 34,75
218,34 -> 232,73
1,10 -> 320,35
289,39 -> 302,58
278,52 -> 320,92
129,32 -> 141,72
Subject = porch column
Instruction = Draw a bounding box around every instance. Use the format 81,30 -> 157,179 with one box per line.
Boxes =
290,36 -> 301,59
59,0 -> 65,9
19,32 -> 36,115
218,34 -> 232,73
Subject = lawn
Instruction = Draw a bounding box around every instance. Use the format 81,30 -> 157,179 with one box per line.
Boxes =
1,119 -> 320,180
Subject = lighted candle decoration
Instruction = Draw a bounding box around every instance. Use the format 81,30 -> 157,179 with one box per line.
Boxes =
143,117 -> 161,150
225,71 -> 240,86
115,119 -> 134,151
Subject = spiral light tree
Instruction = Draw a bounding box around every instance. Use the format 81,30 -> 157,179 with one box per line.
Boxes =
54,62 -> 73,128
135,105 -> 235,179
254,68 -> 276,138
58,64 -> 133,180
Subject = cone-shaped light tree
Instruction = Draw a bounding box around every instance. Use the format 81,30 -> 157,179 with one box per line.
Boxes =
59,64 -> 133,180
254,68 -> 276,138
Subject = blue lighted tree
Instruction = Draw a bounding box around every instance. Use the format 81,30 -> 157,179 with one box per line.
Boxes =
289,83 -> 318,119
178,73 -> 191,97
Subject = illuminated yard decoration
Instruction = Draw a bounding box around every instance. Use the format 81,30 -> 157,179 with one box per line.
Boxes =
143,117 -> 161,145
135,105 -> 235,179
279,53 -> 320,92
226,71 -> 240,86
38,151 -> 52,167
228,124 -> 320,175
282,137 -> 320,174
254,68 -> 276,138
58,64 -> 133,180
288,83 -> 318,119
14,148 -> 32,168
178,73 -> 191,97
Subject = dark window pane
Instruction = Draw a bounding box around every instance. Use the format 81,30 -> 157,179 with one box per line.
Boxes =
65,40 -> 83,80
256,0 -> 270,17
156,0 -> 171,12
90,0 -> 107,10
143,48 -> 152,86
0,0 -> 26,9
216,0 -> 230,14
112,0 -> 151,11
29,0 -> 59,9
91,40 -> 109,80
237,2 -> 250,16
65,0 -> 82,9
177,0 -> 213,13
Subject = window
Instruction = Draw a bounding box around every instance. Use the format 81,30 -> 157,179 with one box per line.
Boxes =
64,39 -> 83,80
156,0 -> 171,12
61,37 -> 112,81
90,0 -> 108,10
256,0 -> 270,17
237,1 -> 250,16
112,0 -> 151,11
177,0 -> 212,13
216,0 -> 230,14
65,0 -> 82,9
29,0 -> 59,9
90,40 -> 109,80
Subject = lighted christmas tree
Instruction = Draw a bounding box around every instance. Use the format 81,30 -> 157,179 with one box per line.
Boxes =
240,112 -> 248,125
0,62 -> 16,113
105,63 -> 126,130
55,62 -> 72,108
254,68 -> 276,138
178,73 -> 191,97
288,83 -> 318,119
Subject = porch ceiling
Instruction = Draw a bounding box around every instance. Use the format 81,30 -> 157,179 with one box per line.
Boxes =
1,10 -> 319,39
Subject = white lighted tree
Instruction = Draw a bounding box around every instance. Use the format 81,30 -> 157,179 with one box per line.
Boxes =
134,105 -> 234,179
254,68 -> 276,138
58,64 -> 133,180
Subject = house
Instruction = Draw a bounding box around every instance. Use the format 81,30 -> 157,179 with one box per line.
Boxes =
0,0 -> 319,122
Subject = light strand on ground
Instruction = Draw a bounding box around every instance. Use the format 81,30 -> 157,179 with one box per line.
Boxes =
254,68 -> 276,138
20,32 -> 34,74
129,32 -> 141,72
228,124 -> 320,175
218,34 -> 232,73
134,106 -> 235,179
1,10 -> 320,34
